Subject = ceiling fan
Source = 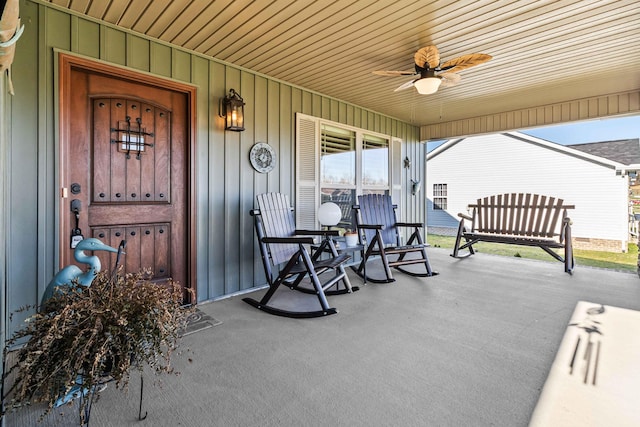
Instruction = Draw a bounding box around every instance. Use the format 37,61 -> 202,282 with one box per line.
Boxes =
373,45 -> 492,94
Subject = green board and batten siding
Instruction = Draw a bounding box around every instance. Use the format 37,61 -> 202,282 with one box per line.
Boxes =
2,1 -> 423,336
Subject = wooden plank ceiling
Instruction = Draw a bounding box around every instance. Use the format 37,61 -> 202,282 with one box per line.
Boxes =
47,0 -> 640,129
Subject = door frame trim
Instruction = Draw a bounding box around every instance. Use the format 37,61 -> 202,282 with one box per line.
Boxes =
58,52 -> 198,302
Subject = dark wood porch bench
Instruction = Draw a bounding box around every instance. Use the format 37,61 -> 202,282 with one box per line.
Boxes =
451,193 -> 575,274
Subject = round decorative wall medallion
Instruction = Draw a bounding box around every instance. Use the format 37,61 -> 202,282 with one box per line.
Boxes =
249,142 -> 276,173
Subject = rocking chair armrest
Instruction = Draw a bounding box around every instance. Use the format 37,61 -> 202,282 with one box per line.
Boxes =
457,213 -> 473,221
395,222 -> 423,228
294,229 -> 340,237
357,224 -> 384,230
262,236 -> 316,244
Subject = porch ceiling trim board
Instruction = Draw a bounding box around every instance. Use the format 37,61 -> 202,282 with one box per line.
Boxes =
421,89 -> 640,140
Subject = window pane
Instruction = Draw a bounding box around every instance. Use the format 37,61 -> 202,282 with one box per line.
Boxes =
362,189 -> 389,196
362,134 -> 388,187
321,125 -> 355,186
433,198 -> 447,210
320,188 -> 356,230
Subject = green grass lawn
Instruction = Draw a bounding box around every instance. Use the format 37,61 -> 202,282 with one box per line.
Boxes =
426,234 -> 639,273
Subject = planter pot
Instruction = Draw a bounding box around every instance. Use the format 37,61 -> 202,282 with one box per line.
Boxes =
344,233 -> 358,247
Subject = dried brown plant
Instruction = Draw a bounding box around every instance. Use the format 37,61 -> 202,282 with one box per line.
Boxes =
2,269 -> 194,422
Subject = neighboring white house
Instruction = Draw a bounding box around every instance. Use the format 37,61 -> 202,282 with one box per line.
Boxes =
426,132 -> 640,252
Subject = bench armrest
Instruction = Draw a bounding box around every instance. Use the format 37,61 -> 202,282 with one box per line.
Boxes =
458,213 -> 473,221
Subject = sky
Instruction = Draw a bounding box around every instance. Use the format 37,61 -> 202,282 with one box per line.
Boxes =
426,115 -> 640,152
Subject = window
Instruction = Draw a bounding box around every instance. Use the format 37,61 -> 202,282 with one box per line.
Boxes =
362,134 -> 389,189
433,184 -> 447,210
319,125 -> 390,229
320,125 -> 356,229
321,125 -> 356,188
296,114 -> 397,230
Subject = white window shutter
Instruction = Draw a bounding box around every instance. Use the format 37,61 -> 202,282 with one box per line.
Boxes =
391,137 -> 402,215
295,113 -> 319,229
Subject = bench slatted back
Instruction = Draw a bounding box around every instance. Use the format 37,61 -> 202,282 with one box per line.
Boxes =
255,193 -> 298,265
357,194 -> 399,246
471,193 -> 571,238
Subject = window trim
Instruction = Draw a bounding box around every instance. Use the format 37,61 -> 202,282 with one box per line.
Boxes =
433,183 -> 448,210
296,113 -> 400,229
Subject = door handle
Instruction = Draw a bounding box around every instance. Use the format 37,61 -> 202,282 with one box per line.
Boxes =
70,199 -> 84,248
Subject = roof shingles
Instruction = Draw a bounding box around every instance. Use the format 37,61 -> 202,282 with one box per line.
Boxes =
569,139 -> 640,165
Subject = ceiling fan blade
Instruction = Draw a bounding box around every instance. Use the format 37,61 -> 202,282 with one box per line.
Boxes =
394,79 -> 417,92
438,72 -> 461,87
439,53 -> 492,73
414,45 -> 440,69
372,70 -> 417,76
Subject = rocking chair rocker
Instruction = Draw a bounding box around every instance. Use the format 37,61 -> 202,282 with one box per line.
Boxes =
243,193 -> 357,318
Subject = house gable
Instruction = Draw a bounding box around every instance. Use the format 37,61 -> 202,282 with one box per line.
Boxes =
429,131 -> 625,170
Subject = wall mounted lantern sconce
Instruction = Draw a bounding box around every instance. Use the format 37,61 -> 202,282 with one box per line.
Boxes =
221,88 -> 245,131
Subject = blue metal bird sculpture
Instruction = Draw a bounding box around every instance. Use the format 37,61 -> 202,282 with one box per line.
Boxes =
41,237 -> 120,304
40,238 -> 124,408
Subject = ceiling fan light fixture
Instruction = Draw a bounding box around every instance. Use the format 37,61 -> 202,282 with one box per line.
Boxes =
414,77 -> 441,94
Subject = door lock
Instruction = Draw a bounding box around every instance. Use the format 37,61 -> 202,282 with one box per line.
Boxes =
70,182 -> 82,195
70,199 -> 84,249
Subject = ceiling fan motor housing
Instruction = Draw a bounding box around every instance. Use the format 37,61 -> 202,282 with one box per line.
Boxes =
418,68 -> 438,78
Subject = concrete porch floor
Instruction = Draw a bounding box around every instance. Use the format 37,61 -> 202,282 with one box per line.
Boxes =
6,248 -> 640,426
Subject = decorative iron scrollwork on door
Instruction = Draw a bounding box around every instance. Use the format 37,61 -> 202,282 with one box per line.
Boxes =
111,116 -> 155,159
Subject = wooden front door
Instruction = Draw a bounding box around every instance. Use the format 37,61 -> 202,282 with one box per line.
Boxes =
59,54 -> 195,302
